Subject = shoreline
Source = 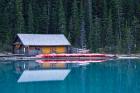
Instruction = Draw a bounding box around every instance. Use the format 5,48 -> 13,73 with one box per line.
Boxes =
1,53 -> 140,56
0,53 -> 140,61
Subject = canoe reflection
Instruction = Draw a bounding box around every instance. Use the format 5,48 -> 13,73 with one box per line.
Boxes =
36,59 -> 107,63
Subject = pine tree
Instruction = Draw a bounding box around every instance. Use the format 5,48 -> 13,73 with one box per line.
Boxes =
0,0 -> 15,51
100,0 -> 108,48
40,2 -> 49,34
58,0 -> 66,35
80,0 -> 86,49
105,9 -> 114,52
124,22 -> 133,54
132,16 -> 139,52
86,0 -> 93,48
28,0 -> 34,33
68,17 -> 73,43
89,17 -> 101,52
114,0 -> 123,53
15,0 -> 25,33
71,0 -> 80,46
48,0 -> 58,33
0,0 -> 139,52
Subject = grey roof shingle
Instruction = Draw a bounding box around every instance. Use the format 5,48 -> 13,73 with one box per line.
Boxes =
17,34 -> 71,46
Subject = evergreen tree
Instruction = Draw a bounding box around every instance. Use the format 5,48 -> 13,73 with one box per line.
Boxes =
39,2 -> 49,34
100,0 -> 108,48
80,0 -> 86,49
27,0 -> 34,33
124,22 -> 133,54
89,17 -> 101,52
87,0 -> 93,48
15,0 -> 25,33
70,0 -> 80,46
0,0 -> 139,53
48,0 -> 58,33
58,0 -> 66,35
132,16 -> 139,52
105,9 -> 114,52
114,0 -> 123,53
31,0 -> 40,33
68,17 -> 73,43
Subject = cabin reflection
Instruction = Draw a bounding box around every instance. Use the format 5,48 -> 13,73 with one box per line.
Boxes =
14,61 -> 80,73
14,61 -> 81,83
41,63 -> 66,69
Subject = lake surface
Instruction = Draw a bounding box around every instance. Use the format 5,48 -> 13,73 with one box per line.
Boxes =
0,59 -> 140,93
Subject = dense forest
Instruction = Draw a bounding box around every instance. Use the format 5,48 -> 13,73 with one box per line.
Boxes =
0,0 -> 140,54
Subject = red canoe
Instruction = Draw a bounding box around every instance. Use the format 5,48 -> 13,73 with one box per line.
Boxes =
36,53 -> 116,58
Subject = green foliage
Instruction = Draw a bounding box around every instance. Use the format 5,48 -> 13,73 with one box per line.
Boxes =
58,0 -> 66,35
0,0 -> 140,53
89,17 -> 101,52
105,9 -> 114,53
27,1 -> 34,33
15,0 -> 25,33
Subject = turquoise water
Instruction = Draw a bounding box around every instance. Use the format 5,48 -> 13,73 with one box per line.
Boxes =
0,59 -> 140,93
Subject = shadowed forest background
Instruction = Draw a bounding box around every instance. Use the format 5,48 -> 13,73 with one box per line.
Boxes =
0,0 -> 140,54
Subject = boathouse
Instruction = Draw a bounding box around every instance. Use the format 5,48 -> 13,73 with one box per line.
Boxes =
13,34 -> 71,55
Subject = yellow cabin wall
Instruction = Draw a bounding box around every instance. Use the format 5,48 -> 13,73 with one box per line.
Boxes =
41,63 -> 66,68
41,46 -> 67,54
42,47 -> 51,54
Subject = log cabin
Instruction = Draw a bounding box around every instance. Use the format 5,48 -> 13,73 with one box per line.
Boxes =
13,34 -> 71,55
